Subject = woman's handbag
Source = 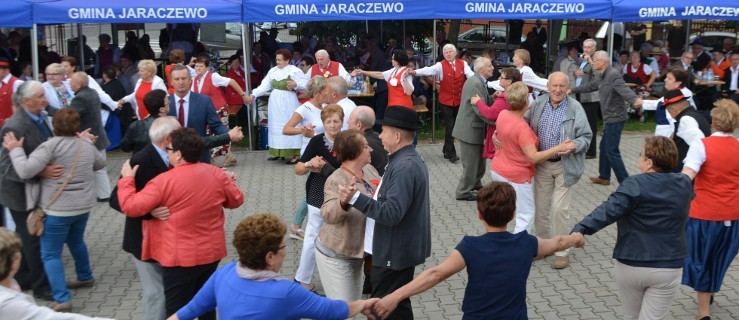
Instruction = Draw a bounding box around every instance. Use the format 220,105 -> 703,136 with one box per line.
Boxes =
26,141 -> 83,237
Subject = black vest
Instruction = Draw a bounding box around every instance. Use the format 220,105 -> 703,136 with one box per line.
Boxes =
673,108 -> 711,171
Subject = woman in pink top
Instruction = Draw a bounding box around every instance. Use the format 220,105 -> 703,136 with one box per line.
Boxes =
471,67 -> 521,159
491,82 -> 575,234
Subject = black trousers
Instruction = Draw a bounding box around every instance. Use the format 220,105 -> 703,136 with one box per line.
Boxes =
9,209 -> 50,294
162,260 -> 220,319
582,102 -> 600,157
373,90 -> 388,133
439,103 -> 459,158
371,266 -> 415,320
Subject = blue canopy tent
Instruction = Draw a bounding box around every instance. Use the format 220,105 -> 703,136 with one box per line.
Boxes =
29,0 -> 253,148
2,0 -> 34,28
242,0 -> 434,23
436,0 -> 612,20
612,0 -> 739,22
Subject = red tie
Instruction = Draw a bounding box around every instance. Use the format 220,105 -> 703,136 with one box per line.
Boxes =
178,99 -> 185,126
195,76 -> 201,93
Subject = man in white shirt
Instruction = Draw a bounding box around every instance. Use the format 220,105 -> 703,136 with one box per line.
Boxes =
310,50 -> 355,86
721,53 -> 739,104
663,89 -> 711,172
409,43 -> 474,163
322,76 -> 356,130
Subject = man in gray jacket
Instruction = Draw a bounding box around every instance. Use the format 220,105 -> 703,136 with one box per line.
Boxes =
0,81 -> 60,300
339,106 -> 430,320
527,72 -> 592,269
573,39 -> 600,158
69,72 -> 111,201
453,57 -> 495,201
571,51 -> 643,185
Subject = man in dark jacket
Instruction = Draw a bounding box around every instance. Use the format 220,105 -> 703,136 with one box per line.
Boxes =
0,81 -> 57,300
339,106 -> 430,320
662,89 -> 711,172
69,71 -> 111,201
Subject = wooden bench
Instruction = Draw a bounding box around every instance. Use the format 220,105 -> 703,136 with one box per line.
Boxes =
413,104 -> 429,113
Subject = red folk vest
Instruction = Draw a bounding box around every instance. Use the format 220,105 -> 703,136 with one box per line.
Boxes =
165,64 -> 175,94
310,61 -> 340,78
690,136 -> 739,221
387,67 -> 413,109
0,76 -> 18,127
195,72 -> 227,109
439,59 -> 466,107
626,63 -> 649,86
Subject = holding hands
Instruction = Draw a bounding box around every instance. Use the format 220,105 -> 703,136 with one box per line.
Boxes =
557,138 -> 578,156
337,178 -> 358,206
228,126 -> 244,142
304,156 -> 326,173
300,124 -> 315,138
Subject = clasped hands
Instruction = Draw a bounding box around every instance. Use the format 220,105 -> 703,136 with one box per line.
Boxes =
304,156 -> 326,173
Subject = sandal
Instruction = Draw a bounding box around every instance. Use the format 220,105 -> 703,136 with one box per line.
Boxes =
285,157 -> 299,165
222,153 -> 237,168
289,225 -> 305,241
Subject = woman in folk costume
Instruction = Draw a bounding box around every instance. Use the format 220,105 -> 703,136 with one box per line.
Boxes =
192,57 -> 249,167
360,49 -> 414,109
246,49 -> 308,164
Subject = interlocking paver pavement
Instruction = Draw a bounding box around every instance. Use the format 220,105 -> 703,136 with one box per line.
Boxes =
45,132 -> 738,319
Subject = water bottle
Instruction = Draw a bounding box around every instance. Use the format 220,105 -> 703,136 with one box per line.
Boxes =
704,68 -> 714,81
354,74 -> 365,92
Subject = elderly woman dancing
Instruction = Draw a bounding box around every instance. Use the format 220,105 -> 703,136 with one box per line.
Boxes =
681,99 -> 739,320
168,214 -> 378,319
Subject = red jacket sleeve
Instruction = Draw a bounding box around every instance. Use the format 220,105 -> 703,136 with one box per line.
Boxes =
475,96 -> 510,122
117,176 -> 163,218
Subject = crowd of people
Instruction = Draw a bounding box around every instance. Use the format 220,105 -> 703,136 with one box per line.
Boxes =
0,24 -> 737,320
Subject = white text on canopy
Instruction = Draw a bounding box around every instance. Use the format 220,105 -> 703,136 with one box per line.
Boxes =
638,6 -> 739,18
465,2 -> 585,14
68,7 -> 208,20
274,2 -> 404,15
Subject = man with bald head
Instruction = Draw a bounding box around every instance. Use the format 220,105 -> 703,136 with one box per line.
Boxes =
526,71 -> 592,269
312,49 -> 356,86
410,43 -> 475,163
572,50 -> 643,187
324,76 -> 357,130
348,105 -> 387,175
69,71 -> 112,200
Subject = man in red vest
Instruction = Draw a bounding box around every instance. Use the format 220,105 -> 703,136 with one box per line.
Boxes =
0,57 -> 22,127
409,44 -> 474,163
311,49 -> 358,86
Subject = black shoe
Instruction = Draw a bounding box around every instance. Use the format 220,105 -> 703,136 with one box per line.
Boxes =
33,290 -> 53,301
585,155 -> 596,159
449,156 -> 460,163
97,198 -> 110,202
472,185 -> 483,191
456,194 -> 477,201
267,157 -> 284,161
443,154 -> 451,159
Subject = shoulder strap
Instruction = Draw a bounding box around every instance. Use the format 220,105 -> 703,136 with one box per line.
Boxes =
46,140 -> 83,207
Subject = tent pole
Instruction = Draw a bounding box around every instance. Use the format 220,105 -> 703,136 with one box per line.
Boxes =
431,20 -> 436,144
242,23 -> 253,151
77,24 -> 84,72
608,21 -> 614,64
684,20 -> 691,55
545,19 -> 552,75
32,24 -> 39,80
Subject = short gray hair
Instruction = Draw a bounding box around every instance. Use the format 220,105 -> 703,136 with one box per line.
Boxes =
12,80 -> 43,107
473,57 -> 490,71
315,49 -> 329,59
45,63 -> 64,75
326,77 -> 348,97
583,39 -> 596,48
352,106 -> 375,127
442,43 -> 458,54
149,116 -> 181,143
594,50 -> 610,62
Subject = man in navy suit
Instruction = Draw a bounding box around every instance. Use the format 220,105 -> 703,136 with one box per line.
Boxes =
168,64 -> 230,161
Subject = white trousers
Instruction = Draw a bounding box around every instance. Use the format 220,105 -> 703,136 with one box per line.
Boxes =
490,170 -> 535,234
315,248 -> 364,302
295,205 -> 324,284
94,152 -> 111,199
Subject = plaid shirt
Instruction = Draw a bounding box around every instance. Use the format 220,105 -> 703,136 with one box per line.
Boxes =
537,97 -> 568,159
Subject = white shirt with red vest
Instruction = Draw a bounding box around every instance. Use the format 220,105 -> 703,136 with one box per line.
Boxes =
0,74 -> 22,126
192,71 -> 231,109
309,61 -> 354,86
413,59 -> 474,107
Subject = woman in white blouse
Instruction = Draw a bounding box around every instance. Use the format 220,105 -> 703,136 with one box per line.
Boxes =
117,59 -> 167,120
488,49 -> 549,101
246,48 -> 308,164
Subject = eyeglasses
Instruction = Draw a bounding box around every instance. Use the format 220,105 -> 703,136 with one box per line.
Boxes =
165,147 -> 175,152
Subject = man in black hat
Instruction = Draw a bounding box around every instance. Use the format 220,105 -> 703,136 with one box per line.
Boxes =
338,106 -> 430,320
662,89 -> 711,171
690,38 -> 712,72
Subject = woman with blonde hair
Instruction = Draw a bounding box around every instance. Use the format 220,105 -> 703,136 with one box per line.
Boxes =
42,63 -> 74,110
487,49 -> 548,101
681,99 -> 739,320
118,59 -> 167,119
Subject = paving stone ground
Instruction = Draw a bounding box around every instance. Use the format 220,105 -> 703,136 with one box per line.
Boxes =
44,132 -> 739,319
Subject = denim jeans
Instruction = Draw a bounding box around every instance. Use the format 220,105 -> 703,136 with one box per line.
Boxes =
40,213 -> 93,303
599,121 -> 629,183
